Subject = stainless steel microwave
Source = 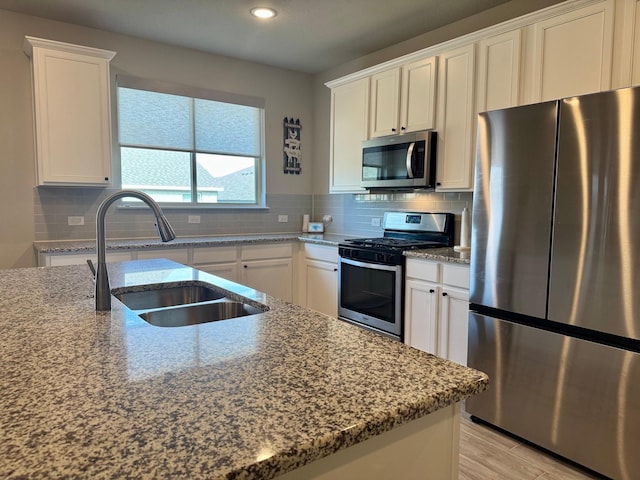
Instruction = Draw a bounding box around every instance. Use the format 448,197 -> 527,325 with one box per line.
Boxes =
361,130 -> 437,189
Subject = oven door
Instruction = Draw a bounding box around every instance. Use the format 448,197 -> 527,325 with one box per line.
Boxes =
338,257 -> 403,340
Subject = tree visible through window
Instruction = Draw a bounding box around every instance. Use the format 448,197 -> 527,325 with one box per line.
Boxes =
117,82 -> 264,206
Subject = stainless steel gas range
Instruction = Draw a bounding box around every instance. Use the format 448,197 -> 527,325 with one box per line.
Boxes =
338,211 -> 454,341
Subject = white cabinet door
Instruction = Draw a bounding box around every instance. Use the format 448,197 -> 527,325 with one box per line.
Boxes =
24,37 -> 115,186
304,259 -> 338,317
405,278 -> 440,355
531,0 -> 614,101
329,78 -> 369,193
136,248 -> 189,264
369,58 -> 437,138
400,56 -> 437,133
438,286 -> 469,366
191,246 -> 239,282
196,263 -> 238,282
44,251 -> 132,267
241,258 -> 293,302
476,30 -> 522,112
436,44 -> 476,191
369,67 -> 401,137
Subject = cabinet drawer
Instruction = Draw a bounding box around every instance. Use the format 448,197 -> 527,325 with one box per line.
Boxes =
192,246 -> 238,264
241,243 -> 293,260
442,263 -> 470,289
405,258 -> 440,282
137,248 -> 189,264
304,243 -> 338,263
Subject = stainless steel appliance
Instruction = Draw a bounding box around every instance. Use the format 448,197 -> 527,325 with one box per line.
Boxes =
468,86 -> 640,480
361,130 -> 437,190
338,211 -> 454,341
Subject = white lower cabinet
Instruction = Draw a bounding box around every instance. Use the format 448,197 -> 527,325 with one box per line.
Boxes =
43,251 -> 133,267
405,258 -> 470,365
191,246 -> 239,282
136,248 -> 189,264
405,278 -> 440,354
240,243 -> 294,302
438,286 -> 469,366
298,243 -> 338,317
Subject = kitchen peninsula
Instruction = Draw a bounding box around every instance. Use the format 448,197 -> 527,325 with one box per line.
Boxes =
0,259 -> 487,479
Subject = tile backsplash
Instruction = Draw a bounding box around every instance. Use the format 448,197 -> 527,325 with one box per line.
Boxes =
33,188 -> 312,241
34,188 -> 472,243
314,191 -> 473,243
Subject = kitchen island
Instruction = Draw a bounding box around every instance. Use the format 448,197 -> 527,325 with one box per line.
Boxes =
0,259 -> 488,479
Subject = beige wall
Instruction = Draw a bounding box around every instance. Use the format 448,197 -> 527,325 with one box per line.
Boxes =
0,9 -> 313,268
310,0 -> 565,194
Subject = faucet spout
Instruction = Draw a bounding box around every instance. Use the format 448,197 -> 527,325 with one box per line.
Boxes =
95,190 -> 175,311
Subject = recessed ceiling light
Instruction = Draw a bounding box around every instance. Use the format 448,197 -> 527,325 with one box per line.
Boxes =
250,7 -> 277,19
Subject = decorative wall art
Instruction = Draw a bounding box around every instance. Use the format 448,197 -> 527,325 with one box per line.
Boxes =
283,117 -> 301,174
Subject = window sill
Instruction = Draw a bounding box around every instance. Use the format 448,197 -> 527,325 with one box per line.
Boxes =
118,204 -> 270,212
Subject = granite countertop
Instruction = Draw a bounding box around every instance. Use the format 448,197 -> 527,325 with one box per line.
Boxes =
34,233 -> 469,264
0,259 -> 487,479
32,233 -> 352,253
404,247 -> 471,265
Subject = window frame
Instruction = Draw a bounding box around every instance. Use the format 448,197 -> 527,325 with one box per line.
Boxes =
115,75 -> 267,209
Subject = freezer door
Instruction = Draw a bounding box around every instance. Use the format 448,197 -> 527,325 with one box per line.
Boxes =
466,313 -> 640,480
471,102 -> 557,317
549,86 -> 640,341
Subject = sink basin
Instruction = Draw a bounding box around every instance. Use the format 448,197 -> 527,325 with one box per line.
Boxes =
140,301 -> 267,327
113,282 -> 226,311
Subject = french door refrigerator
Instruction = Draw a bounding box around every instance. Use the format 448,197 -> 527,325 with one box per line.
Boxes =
468,86 -> 640,480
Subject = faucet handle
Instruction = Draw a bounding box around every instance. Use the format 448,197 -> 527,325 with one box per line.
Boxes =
86,259 -> 96,279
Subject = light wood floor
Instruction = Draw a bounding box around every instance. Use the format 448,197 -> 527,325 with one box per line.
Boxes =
458,412 -> 606,480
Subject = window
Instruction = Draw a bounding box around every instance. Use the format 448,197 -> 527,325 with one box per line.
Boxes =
117,77 -> 265,206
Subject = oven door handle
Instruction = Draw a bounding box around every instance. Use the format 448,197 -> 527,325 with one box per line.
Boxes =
339,256 -> 401,272
405,141 -> 416,179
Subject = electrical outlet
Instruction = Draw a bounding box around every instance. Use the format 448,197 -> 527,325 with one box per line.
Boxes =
188,215 -> 201,224
371,217 -> 381,227
67,216 -> 85,226
278,215 -> 289,223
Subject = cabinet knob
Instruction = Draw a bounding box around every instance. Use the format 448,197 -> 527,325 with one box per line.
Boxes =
391,128 -> 396,132
429,289 -> 435,293
436,182 -> 441,186
104,177 -> 109,181
243,265 -> 248,269
442,292 -> 448,297
401,126 -> 406,131
333,268 -> 338,272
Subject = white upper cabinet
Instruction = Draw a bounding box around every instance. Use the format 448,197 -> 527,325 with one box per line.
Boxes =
24,37 -> 115,187
530,0 -> 614,102
369,67 -> 401,137
476,30 -> 522,112
435,44 -> 476,191
400,57 -> 438,133
328,77 -> 369,193
369,56 -> 437,138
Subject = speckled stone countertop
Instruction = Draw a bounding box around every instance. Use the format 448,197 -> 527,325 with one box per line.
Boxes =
34,233 -> 468,264
0,259 -> 487,479
405,247 -> 471,265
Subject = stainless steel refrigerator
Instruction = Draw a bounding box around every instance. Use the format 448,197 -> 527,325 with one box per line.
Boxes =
468,86 -> 640,480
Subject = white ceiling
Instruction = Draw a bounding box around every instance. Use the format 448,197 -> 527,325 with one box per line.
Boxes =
0,0 -> 516,73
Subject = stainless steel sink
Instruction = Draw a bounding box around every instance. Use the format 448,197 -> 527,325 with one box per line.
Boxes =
112,281 -> 269,327
113,282 -> 226,311
140,301 -> 267,327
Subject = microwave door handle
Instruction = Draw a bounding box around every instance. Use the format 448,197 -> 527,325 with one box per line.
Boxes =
405,142 -> 416,178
